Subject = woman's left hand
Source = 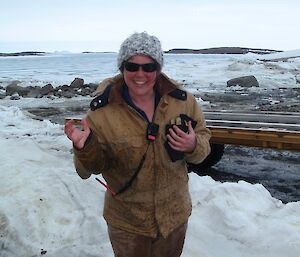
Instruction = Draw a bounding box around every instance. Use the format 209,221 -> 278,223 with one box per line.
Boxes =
166,121 -> 197,153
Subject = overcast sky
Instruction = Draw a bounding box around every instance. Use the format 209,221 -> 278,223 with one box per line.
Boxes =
1,0 -> 299,52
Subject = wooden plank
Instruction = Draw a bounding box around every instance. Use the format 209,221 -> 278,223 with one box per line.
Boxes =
204,111 -> 300,125
208,126 -> 300,151
206,119 -> 300,132
204,110 -> 300,150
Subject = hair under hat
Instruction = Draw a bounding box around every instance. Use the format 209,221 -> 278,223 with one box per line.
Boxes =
117,32 -> 164,70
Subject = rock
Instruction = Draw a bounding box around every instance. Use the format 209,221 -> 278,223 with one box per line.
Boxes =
296,75 -> 300,84
0,87 -> 6,99
0,78 -> 97,100
41,249 -> 47,255
84,83 -> 98,90
60,91 -> 76,98
77,87 -> 93,96
227,75 -> 259,88
10,92 -> 21,100
26,84 -> 53,98
57,84 -> 70,91
6,81 -> 29,96
0,93 -> 5,98
40,84 -> 54,95
47,94 -> 56,100
26,86 -> 44,98
70,78 -> 84,88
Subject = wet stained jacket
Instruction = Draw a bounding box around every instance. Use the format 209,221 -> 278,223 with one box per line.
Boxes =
73,73 -> 211,238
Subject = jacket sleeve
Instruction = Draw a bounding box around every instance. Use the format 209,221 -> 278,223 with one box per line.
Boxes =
73,114 -> 108,179
184,95 -> 211,164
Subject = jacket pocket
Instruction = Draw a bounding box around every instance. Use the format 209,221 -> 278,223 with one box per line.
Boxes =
110,136 -> 147,171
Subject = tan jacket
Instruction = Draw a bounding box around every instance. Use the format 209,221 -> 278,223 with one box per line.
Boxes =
74,73 -> 211,238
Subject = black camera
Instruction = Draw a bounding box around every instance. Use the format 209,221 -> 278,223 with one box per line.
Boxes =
165,114 -> 197,162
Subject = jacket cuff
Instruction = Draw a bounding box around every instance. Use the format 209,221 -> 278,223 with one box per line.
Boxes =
185,136 -> 211,164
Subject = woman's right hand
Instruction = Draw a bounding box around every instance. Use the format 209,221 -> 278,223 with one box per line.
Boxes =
64,119 -> 91,149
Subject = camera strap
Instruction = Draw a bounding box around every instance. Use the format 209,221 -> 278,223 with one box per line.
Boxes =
116,144 -> 149,195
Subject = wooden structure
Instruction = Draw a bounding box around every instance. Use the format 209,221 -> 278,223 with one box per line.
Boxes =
204,111 -> 300,151
65,111 -> 300,151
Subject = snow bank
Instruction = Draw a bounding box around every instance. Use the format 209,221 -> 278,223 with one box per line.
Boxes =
0,106 -> 300,257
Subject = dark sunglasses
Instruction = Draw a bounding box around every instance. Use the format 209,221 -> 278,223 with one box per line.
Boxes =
124,61 -> 157,72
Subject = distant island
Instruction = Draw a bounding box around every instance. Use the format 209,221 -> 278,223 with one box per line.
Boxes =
0,47 -> 283,57
165,47 -> 282,55
0,51 -> 46,57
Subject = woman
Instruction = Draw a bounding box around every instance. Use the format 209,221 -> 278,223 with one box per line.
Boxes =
64,32 -> 211,257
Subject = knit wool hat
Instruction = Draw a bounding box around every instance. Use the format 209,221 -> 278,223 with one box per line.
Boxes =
117,32 -> 164,70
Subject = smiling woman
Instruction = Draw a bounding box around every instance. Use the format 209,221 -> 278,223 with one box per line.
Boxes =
64,31 -> 211,257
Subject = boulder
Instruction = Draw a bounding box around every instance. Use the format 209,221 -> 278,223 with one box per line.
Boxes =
40,84 -> 54,95
227,75 -> 259,88
10,93 -> 21,100
86,83 -> 98,91
57,84 -> 70,91
25,86 -> 43,98
0,89 -> 6,99
70,78 -> 84,88
6,81 -> 29,96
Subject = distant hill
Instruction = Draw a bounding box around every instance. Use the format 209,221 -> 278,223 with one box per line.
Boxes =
0,51 -> 46,57
165,47 -> 282,55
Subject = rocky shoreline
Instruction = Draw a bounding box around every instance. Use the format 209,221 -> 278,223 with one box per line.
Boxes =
1,74 -> 299,115
1,75 -> 260,101
0,78 -> 98,100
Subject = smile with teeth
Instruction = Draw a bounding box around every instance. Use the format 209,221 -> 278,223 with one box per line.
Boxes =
134,81 -> 147,85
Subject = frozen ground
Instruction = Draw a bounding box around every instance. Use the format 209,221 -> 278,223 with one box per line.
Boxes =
0,105 -> 299,257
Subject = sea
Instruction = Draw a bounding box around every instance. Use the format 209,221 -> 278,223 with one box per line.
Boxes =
0,52 -> 260,91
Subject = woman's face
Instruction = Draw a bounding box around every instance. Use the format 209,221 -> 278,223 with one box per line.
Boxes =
123,55 -> 158,100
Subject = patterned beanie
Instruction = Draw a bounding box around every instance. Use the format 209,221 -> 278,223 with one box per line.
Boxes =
117,32 -> 164,70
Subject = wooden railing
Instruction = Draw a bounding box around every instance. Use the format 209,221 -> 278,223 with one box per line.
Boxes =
204,111 -> 300,151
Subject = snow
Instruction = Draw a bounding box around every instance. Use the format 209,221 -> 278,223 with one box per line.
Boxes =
257,49 -> 300,61
1,105 -> 300,257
